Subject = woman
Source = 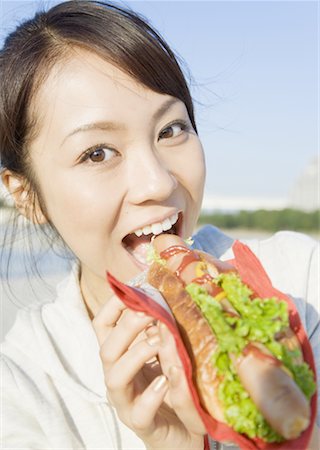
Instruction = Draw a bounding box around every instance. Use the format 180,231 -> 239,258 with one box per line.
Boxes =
1,1 -> 319,449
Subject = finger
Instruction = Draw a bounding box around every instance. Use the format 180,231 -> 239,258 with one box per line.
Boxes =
145,323 -> 159,338
158,322 -> 183,374
93,294 -> 127,344
99,311 -> 155,364
157,322 -> 182,408
166,365 -> 206,434
105,335 -> 161,407
158,323 -> 206,434
128,319 -> 158,349
130,375 -> 168,434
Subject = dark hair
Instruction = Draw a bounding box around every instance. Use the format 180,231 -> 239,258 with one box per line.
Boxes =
0,0 -> 196,183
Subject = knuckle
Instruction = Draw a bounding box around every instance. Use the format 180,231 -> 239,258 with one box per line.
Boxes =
99,343 -> 112,365
130,414 -> 147,432
92,311 -> 102,326
104,371 -> 121,392
134,340 -> 157,360
126,311 -> 152,330
125,314 -> 142,332
169,390 -> 193,412
92,315 -> 102,331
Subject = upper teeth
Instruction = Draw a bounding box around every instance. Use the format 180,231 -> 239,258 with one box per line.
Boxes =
134,212 -> 178,237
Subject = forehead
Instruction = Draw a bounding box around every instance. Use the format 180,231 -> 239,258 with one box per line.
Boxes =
30,49 -> 173,138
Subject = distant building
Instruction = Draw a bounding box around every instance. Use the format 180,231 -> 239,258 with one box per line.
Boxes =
201,195 -> 287,213
288,156 -> 319,211
202,156 -> 319,213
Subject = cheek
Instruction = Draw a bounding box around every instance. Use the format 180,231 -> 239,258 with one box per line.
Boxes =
179,140 -> 206,198
35,169 -> 121,257
44,175 -> 103,222
171,141 -> 205,235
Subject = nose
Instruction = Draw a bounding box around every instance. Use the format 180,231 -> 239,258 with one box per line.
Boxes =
126,150 -> 178,204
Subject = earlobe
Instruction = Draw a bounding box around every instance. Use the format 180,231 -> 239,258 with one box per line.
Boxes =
1,170 -> 47,224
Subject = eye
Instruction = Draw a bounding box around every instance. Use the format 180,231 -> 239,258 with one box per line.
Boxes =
158,120 -> 189,141
79,145 -> 118,164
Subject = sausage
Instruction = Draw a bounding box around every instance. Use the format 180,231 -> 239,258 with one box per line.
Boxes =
234,344 -> 310,439
147,262 -> 225,423
147,233 -> 311,440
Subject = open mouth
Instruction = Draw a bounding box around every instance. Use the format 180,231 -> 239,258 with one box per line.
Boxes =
122,211 -> 183,267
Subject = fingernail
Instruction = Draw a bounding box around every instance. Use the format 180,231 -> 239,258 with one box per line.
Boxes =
169,365 -> 182,388
152,374 -> 168,392
146,334 -> 161,346
159,322 -> 169,344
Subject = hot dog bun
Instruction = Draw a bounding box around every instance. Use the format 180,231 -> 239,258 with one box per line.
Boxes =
147,234 -> 315,442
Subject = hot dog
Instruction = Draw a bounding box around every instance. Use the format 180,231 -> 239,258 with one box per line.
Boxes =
147,234 -> 316,443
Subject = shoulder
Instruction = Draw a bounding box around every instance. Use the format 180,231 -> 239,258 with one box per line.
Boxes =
1,266 -> 83,364
0,353 -> 50,447
192,224 -> 234,258
1,349 -> 43,401
244,230 -> 317,264
242,231 -> 318,301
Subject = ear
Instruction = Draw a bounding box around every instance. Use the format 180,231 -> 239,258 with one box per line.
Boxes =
1,170 -> 47,224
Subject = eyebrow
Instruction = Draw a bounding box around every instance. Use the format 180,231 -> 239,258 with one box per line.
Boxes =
62,97 -> 181,145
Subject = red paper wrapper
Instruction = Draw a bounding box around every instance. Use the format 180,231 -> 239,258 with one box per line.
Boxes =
107,240 -> 317,450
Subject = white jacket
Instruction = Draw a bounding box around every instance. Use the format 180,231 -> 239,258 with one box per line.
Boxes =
1,227 -> 319,449
1,263 -> 146,449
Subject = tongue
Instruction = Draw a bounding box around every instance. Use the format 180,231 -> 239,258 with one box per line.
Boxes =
125,234 -> 152,264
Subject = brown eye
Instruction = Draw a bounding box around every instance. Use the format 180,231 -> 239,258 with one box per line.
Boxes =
89,148 -> 106,162
80,145 -> 118,165
158,121 -> 188,141
159,127 -> 174,139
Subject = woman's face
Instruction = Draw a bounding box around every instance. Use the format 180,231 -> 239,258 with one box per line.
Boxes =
28,50 -> 205,305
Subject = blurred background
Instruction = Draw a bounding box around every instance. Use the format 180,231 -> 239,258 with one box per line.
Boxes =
1,0 -> 319,337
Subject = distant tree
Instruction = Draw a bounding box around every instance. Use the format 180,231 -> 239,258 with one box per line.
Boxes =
198,209 -> 320,232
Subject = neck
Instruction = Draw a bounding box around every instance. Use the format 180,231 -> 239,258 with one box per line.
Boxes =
79,265 -> 113,319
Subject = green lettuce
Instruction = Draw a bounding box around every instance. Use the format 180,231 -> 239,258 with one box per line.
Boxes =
146,244 -> 166,266
186,274 -> 316,442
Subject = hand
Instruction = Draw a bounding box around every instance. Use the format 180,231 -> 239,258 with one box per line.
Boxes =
93,295 -> 206,450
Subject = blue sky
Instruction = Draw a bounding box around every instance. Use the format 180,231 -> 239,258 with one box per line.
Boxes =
1,0 -> 318,201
